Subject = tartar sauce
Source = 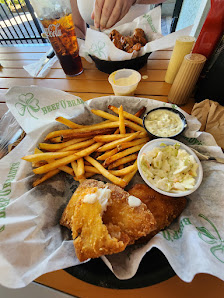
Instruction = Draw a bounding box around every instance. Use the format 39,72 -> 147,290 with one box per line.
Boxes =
83,187 -> 111,214
113,73 -> 139,86
144,109 -> 183,137
128,195 -> 141,207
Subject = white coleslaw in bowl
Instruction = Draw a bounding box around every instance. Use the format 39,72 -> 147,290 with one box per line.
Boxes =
137,139 -> 203,197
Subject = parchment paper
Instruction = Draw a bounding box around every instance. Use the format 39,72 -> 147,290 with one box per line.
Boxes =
192,99 -> 224,149
1,86 -> 224,288
81,6 -> 193,61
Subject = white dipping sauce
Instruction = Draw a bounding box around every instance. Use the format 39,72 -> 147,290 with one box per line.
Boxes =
128,195 -> 141,207
83,187 -> 111,214
144,109 -> 183,137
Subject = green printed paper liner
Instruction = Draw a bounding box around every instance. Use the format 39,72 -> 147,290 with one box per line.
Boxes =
0,86 -> 224,288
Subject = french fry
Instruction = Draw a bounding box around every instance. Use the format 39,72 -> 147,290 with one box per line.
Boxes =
56,116 -> 84,128
49,136 -> 63,143
84,166 -> 100,174
97,132 -> 140,152
22,151 -> 76,163
59,165 -> 74,176
60,128 -> 115,139
71,161 -> 78,177
73,172 -> 95,181
109,164 -> 137,176
59,139 -> 95,152
91,109 -> 145,132
122,160 -> 138,184
118,105 -> 126,134
117,137 -> 149,151
39,138 -> 89,151
104,144 -> 144,166
94,132 -> 147,143
135,106 -> 146,118
32,161 -> 47,168
76,158 -> 85,179
33,142 -> 103,175
84,156 -> 126,188
33,154 -> 78,175
44,121 -> 120,140
96,148 -> 118,161
34,148 -> 74,176
91,109 -> 118,121
108,153 -> 138,170
74,142 -> 103,158
33,169 -> 60,187
130,106 -> 147,133
25,105 -> 148,188
108,105 -> 143,125
32,148 -> 46,167
85,172 -> 96,178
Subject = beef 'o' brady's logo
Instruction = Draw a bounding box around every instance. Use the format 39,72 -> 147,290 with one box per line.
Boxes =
44,23 -> 62,38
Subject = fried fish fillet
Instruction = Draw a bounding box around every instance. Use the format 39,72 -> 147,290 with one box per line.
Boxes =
60,179 -> 156,261
103,183 -> 156,244
71,192 -> 129,262
60,179 -> 105,229
128,184 -> 187,241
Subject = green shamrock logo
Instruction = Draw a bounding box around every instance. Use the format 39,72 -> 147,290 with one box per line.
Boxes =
89,41 -> 106,59
15,93 -> 40,119
196,214 -> 224,263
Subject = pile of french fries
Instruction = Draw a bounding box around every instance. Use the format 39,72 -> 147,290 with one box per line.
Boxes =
22,105 -> 150,188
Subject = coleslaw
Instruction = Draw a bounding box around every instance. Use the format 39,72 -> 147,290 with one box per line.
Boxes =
140,143 -> 199,192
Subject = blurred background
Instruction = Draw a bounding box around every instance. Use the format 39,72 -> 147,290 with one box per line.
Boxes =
0,0 -> 210,45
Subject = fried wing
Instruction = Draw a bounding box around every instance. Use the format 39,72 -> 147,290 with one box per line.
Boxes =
109,28 -> 147,52
133,28 -> 147,46
128,184 -> 187,241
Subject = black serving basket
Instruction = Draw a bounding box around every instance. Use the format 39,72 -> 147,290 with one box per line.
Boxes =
89,52 -> 151,74
64,247 -> 175,289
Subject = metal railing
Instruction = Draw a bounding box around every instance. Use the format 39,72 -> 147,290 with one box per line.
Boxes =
0,0 -> 47,44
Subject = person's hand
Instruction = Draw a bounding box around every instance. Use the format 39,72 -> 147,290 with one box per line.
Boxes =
91,0 -> 136,30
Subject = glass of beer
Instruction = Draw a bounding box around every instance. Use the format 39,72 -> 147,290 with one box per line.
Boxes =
30,0 -> 83,76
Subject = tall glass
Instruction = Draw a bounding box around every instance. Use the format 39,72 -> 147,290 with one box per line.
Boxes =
30,0 -> 83,76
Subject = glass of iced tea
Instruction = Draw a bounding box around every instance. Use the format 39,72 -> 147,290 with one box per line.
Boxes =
30,0 -> 83,76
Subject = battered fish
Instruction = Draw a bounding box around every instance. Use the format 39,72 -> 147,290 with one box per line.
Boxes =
60,179 -> 156,261
103,183 -> 156,244
71,191 -> 129,262
128,184 -> 187,241
60,179 -> 105,229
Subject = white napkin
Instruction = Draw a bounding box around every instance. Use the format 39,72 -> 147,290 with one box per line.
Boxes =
23,47 -> 58,78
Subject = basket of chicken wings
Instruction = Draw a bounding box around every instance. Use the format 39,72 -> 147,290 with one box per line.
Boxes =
90,28 -> 151,74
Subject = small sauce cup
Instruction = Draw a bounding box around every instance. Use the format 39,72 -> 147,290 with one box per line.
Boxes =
108,69 -> 141,96
143,107 -> 187,138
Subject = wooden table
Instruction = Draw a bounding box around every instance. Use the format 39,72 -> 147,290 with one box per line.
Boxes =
0,44 -> 195,114
0,45 -> 224,297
